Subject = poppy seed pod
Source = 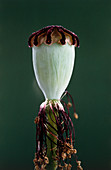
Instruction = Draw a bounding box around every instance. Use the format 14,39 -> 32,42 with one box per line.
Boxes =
32,43 -> 74,99
28,25 -> 79,99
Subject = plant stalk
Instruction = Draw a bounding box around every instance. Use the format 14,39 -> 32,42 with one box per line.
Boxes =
46,101 -> 58,170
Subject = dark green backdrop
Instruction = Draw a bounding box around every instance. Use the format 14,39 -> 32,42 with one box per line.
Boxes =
0,0 -> 111,169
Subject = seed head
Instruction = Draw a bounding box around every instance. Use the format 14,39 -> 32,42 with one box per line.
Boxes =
28,25 -> 79,99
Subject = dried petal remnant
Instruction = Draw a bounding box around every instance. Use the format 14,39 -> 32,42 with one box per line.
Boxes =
28,25 -> 79,47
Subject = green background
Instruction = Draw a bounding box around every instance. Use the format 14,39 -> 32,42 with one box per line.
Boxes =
0,0 -> 111,169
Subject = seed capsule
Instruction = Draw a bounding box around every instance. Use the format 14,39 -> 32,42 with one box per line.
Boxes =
29,25 -> 80,99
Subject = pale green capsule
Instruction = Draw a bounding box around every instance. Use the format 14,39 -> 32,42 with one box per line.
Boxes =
32,43 -> 75,99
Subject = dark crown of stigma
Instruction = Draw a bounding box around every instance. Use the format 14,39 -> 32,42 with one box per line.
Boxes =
28,25 -> 79,47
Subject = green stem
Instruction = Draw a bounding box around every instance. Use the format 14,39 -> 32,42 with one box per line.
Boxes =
46,100 -> 58,170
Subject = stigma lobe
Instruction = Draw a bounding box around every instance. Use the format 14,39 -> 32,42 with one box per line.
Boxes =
28,25 -> 80,48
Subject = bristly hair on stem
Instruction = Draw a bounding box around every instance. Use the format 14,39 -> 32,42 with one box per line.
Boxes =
33,91 -> 83,170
